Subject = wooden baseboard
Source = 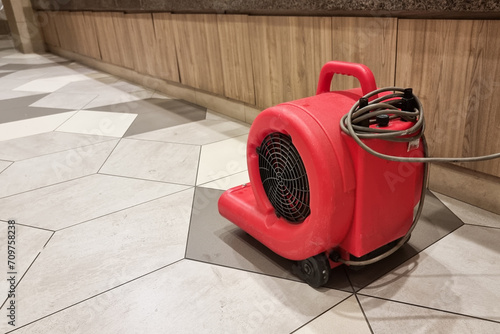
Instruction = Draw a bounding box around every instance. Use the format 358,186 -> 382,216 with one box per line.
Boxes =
429,163 -> 500,214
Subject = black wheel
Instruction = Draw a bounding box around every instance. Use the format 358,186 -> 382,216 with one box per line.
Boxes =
297,254 -> 330,288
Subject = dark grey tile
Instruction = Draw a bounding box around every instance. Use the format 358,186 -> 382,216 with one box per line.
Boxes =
186,187 -> 353,292
0,94 -> 74,124
187,188 -> 463,292
89,98 -> 206,116
88,99 -> 207,137
345,191 -> 464,291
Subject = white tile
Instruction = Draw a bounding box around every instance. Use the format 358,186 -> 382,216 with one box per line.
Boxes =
360,296 -> 500,334
0,111 -> 77,141
56,79 -> 114,94
199,170 -> 250,190
0,160 -> 11,173
294,296 -> 371,334
196,134 -> 248,185
433,191 -> 500,228
100,139 -> 200,185
0,140 -> 119,198
9,260 -> 350,334
0,174 -> 189,230
1,53 -> 56,64
30,92 -> 98,110
0,222 -> 53,304
3,189 -> 194,329
0,131 -> 116,161
129,119 -> 250,145
13,75 -> 88,93
56,110 -> 137,138
361,225 -> 500,321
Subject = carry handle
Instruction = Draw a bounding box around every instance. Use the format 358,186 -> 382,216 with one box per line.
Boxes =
316,61 -> 378,97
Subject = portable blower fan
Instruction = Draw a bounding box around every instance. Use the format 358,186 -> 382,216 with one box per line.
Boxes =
218,61 -> 500,288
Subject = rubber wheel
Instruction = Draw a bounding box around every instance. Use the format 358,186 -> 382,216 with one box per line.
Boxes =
297,254 -> 330,288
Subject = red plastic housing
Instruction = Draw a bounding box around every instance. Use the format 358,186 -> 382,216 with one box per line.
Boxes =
218,61 -> 424,263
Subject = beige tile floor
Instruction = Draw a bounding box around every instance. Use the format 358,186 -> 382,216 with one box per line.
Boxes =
0,36 -> 499,333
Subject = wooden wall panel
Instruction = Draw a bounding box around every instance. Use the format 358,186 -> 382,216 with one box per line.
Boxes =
38,11 -> 60,47
217,15 -> 255,105
250,16 -> 332,109
152,13 -> 180,82
66,12 -> 99,58
125,13 -> 157,76
396,19 -> 500,177
172,14 -> 224,95
93,12 -> 122,66
331,17 -> 397,91
82,12 -> 101,59
112,12 -> 135,69
53,11 -> 76,52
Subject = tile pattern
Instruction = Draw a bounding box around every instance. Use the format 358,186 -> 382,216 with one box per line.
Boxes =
0,39 -> 498,333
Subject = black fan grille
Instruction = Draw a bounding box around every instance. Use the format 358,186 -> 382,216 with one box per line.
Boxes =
258,132 -> 310,223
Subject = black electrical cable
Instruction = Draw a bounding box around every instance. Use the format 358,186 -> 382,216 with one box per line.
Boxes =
336,87 -> 500,266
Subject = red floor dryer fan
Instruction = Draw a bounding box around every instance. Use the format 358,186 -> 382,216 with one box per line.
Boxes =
218,61 -> 427,287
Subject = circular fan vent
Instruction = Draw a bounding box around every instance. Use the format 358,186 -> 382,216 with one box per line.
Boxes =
257,132 -> 310,223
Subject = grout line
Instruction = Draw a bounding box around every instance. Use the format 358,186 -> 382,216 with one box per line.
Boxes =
0,221 -> 55,233
354,224 -> 465,293
288,294 -> 353,333
0,174 -> 92,200
4,258 -> 185,334
42,231 -> 56,248
15,252 -> 42,289
197,170 -> 248,189
96,172 -> 195,188
183,148 -> 203,258
184,257 -> 357,293
3,136 -> 118,163
121,136 -> 203,148
56,186 -> 194,232
52,110 -> 81,132
344,265 -> 375,333
96,138 -> 121,174
354,293 -> 375,334
355,294 -> 500,325
462,222 -> 500,229
1,251 -> 43,310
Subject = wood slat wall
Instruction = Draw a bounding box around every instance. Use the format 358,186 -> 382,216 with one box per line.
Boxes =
217,15 -> 255,105
152,13 -> 180,83
40,12 -> 500,178
331,17 -> 397,91
396,19 -> 500,176
93,12 -> 122,66
172,14 -> 224,95
250,16 -> 333,109
37,11 -> 59,47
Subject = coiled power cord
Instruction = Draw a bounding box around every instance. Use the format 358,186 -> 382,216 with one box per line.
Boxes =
336,87 -> 500,266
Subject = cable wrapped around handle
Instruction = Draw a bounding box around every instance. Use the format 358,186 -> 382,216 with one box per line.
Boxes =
340,87 -> 500,163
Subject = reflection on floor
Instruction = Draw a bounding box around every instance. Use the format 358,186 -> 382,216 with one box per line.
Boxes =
1,36 -> 499,333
